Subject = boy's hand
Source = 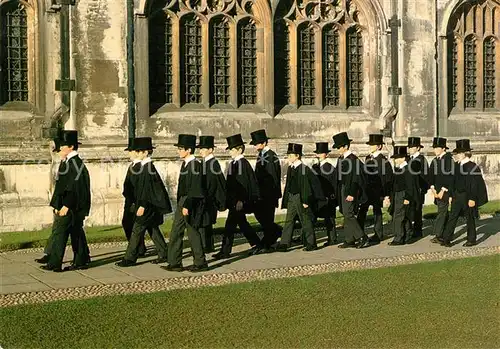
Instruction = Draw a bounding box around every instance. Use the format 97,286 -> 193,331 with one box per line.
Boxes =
182,208 -> 189,216
59,206 -> 69,216
137,206 -> 145,217
403,200 -> 409,205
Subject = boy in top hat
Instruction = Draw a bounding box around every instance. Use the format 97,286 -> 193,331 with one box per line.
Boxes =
122,138 -> 148,257
332,132 -> 369,248
407,136 -> 430,238
357,134 -> 393,245
441,139 -> 488,247
116,137 -> 171,267
250,129 -> 283,250
164,134 -> 208,272
213,134 -> 263,259
40,131 -> 91,272
197,135 -> 226,253
428,137 -> 454,243
311,142 -> 338,246
277,143 -> 325,252
388,146 -> 421,245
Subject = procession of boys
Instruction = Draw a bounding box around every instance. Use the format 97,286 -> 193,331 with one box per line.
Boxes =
35,129 -> 489,273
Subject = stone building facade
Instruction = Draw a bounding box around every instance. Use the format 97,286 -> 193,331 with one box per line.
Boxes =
0,0 -> 498,232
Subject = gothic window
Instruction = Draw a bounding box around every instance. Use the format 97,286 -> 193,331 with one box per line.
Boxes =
180,14 -> 203,105
298,23 -> 316,106
483,37 -> 496,109
148,11 -> 173,112
274,0 -> 367,111
322,25 -> 339,107
237,18 -> 257,106
0,1 -> 28,105
209,16 -> 230,105
447,0 -> 499,112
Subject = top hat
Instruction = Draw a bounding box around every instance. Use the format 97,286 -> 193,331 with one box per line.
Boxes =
432,137 -> 449,149
314,142 -> 330,154
226,134 -> 246,150
407,137 -> 423,148
174,134 -> 197,148
453,139 -> 473,153
124,138 -> 135,151
52,138 -> 62,153
391,146 -> 408,159
332,132 -> 353,149
249,129 -> 270,145
59,130 -> 82,147
134,137 -> 156,151
286,143 -> 303,155
366,134 -> 385,145
197,135 -> 216,149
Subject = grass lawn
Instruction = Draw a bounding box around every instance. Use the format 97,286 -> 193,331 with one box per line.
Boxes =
1,255 -> 499,348
1,200 -> 499,252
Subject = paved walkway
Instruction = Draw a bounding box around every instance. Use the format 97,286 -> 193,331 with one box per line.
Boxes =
1,216 -> 499,307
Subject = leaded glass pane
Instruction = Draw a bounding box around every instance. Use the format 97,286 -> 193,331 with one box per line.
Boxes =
322,25 -> 339,107
464,36 -> 477,109
347,28 -> 363,107
180,15 -> 203,105
298,24 -> 315,106
210,17 -> 230,105
237,19 -> 257,105
483,37 -> 496,109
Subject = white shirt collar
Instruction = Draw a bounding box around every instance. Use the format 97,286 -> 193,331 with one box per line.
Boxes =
460,157 -> 471,165
343,150 -> 352,158
411,151 -> 420,159
371,150 -> 381,158
437,151 -> 446,159
397,161 -> 408,169
261,146 -> 270,154
233,154 -> 244,162
184,155 -> 195,164
141,157 -> 152,165
318,158 -> 328,166
65,151 -> 78,162
132,159 -> 141,164
291,160 -> 302,169
204,154 -> 214,162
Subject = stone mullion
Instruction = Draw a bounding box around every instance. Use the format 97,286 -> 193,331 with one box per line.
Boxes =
456,37 -> 465,112
289,23 -> 298,108
202,18 -> 210,108
315,26 -> 322,109
496,40 -> 500,110
229,20 -> 238,108
171,16 -> 181,107
339,28 -> 347,110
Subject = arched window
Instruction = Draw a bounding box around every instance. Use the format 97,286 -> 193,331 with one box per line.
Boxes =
322,25 -> 340,107
298,23 -> 316,106
347,27 -> 363,107
447,0 -> 499,112
237,18 -> 257,106
209,16 -> 230,106
0,0 -> 28,105
180,14 -> 203,106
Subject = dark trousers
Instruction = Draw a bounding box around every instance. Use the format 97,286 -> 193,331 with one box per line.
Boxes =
43,232 -> 55,256
314,212 -> 337,243
253,200 -> 281,248
432,193 -> 449,238
357,199 -> 383,239
168,197 -> 207,267
199,225 -> 215,252
48,212 -> 90,268
281,194 -> 316,247
122,204 -> 148,255
413,193 -> 425,237
124,223 -> 167,263
221,209 -> 262,255
390,191 -> 413,243
442,192 -> 476,243
341,187 -> 365,244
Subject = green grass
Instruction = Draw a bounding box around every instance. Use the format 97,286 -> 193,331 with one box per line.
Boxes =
1,200 -> 498,252
1,255 -> 499,348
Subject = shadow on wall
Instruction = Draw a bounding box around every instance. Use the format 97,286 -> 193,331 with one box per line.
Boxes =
0,169 -> 6,192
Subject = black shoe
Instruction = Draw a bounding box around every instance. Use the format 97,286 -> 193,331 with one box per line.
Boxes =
40,264 -> 63,272
276,244 -> 289,252
388,240 -> 404,246
63,263 -> 90,271
368,236 -> 381,245
186,263 -> 209,272
161,264 -> 184,272
430,237 -> 443,244
35,255 -> 50,264
115,259 -> 136,267
248,246 -> 263,256
212,251 -> 230,260
463,241 -> 477,247
338,242 -> 357,249
440,240 -> 452,247
356,236 -> 371,249
291,237 -> 302,245
303,245 -> 317,252
151,257 -> 168,264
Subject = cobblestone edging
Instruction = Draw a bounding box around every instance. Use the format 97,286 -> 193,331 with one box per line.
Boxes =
1,246 -> 498,308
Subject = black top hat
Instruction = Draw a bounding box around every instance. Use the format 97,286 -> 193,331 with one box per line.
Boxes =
391,146 -> 408,159
226,134 -> 246,150
453,139 -> 473,153
407,137 -> 423,148
432,137 -> 449,149
124,138 -> 135,151
52,138 -> 62,153
134,137 -> 156,151
197,135 -> 216,149
286,143 -> 303,155
314,142 -> 330,154
59,130 -> 82,147
366,134 -> 385,145
249,129 -> 270,145
174,134 -> 197,148
332,132 -> 353,149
